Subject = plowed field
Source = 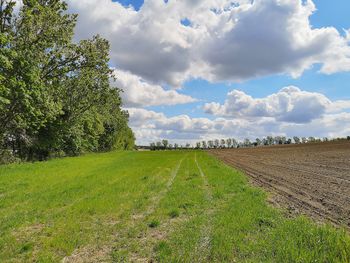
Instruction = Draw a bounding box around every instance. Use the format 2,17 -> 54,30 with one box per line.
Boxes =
209,141 -> 350,228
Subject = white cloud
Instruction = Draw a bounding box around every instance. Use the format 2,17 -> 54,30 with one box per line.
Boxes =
66,0 -> 350,86
204,86 -> 350,123
280,113 -> 350,139
67,0 -> 195,86
328,100 -> 350,113
127,107 -> 350,145
112,69 -> 196,107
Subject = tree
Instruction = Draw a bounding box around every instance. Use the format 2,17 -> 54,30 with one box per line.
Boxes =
207,140 -> 213,149
308,137 -> 316,143
220,139 -> 226,148
214,139 -> 219,148
243,138 -> 251,147
202,141 -> 207,149
266,136 -> 274,145
162,139 -> 169,149
293,136 -> 300,144
0,0 -> 134,161
0,0 -> 15,113
232,138 -> 238,148
1,1 -> 77,141
281,136 -> 287,144
255,138 -> 262,146
262,138 -> 267,145
274,136 -> 282,145
196,142 -> 201,149
1,0 -> 17,144
226,138 -> 232,148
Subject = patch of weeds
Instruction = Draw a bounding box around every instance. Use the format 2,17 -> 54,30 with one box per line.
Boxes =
257,217 -> 275,228
238,185 -> 247,191
179,202 -> 193,211
154,240 -> 172,256
19,242 -> 32,253
135,200 -> 144,209
213,191 -> 224,199
127,228 -> 138,238
148,219 -> 160,228
87,208 -> 96,216
111,250 -> 128,263
186,173 -> 198,181
168,209 -> 180,219
141,176 -> 148,180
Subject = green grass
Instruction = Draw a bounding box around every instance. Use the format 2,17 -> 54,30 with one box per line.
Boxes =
0,151 -> 349,262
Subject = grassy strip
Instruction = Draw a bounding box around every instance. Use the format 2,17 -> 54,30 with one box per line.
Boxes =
0,151 -> 179,261
0,151 -> 349,262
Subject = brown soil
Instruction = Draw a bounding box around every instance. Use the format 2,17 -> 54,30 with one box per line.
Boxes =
209,140 -> 350,228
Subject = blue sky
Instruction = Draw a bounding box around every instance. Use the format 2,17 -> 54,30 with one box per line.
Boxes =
69,0 -> 350,144
310,0 -> 350,32
112,0 -> 144,11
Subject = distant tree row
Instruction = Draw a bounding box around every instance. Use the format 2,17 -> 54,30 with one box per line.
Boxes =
149,140 -> 192,151
0,0 -> 134,163
146,136 -> 350,150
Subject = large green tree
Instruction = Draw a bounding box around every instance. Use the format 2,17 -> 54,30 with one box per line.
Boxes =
0,0 -> 134,162
0,0 -> 15,129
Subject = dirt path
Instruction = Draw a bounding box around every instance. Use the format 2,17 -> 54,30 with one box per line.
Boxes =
209,141 -> 350,228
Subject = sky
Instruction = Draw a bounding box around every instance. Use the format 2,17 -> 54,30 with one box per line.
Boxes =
66,0 -> 350,145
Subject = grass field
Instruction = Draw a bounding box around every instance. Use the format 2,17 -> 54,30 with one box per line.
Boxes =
0,151 -> 350,262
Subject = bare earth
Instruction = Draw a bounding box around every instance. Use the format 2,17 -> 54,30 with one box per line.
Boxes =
209,141 -> 350,228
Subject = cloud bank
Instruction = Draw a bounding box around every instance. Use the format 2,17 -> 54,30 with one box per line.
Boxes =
203,86 -> 350,123
60,0 -> 350,144
128,107 -> 350,145
67,0 -> 350,86
112,69 -> 196,107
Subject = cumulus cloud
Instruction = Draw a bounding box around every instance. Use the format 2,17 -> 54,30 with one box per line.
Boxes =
200,0 -> 350,81
67,0 -> 196,86
127,107 -> 350,145
66,0 -> 350,86
280,113 -> 350,139
112,69 -> 196,107
127,107 -> 262,144
203,86 -> 350,123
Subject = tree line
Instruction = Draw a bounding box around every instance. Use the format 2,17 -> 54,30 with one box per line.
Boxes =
146,136 -> 350,150
0,0 -> 134,164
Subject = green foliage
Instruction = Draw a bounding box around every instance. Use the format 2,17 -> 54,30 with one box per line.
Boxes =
0,149 -> 20,164
168,209 -> 180,218
0,0 -> 134,162
148,219 -> 160,228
